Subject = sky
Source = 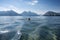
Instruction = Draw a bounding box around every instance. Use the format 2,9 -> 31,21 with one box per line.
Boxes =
0,0 -> 60,15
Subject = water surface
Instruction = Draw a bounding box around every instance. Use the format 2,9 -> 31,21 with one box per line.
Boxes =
0,16 -> 60,40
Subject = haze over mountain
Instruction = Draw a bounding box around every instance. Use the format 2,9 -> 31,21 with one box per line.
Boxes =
43,11 -> 60,16
0,10 -> 39,16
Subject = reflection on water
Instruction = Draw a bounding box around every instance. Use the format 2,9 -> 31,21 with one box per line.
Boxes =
0,16 -> 60,40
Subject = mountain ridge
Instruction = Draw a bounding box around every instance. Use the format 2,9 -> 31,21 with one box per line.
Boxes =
0,10 -> 39,16
21,11 -> 39,16
0,10 -> 60,16
0,10 -> 20,16
43,11 -> 60,16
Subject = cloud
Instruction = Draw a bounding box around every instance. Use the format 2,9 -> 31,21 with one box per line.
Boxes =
28,0 -> 38,5
0,5 -> 24,14
0,7 -> 10,11
9,5 -> 21,13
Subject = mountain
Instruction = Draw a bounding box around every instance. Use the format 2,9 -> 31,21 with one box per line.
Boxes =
20,11 -> 39,16
0,10 -> 39,16
43,11 -> 60,16
0,10 -> 21,16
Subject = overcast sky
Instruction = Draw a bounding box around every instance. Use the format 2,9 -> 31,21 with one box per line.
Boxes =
0,0 -> 60,14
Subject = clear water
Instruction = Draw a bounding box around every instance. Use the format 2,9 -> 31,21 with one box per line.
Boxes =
0,16 -> 60,40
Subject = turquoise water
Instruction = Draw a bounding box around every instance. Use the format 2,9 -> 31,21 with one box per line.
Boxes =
0,16 -> 60,40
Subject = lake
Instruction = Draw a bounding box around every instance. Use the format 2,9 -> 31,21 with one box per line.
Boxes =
0,16 -> 60,40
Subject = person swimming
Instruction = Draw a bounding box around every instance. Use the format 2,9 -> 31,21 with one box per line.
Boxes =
26,18 -> 31,21
26,18 -> 30,21
28,18 -> 30,20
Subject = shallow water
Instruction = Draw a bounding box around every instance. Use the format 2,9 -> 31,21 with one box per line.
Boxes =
0,16 -> 60,40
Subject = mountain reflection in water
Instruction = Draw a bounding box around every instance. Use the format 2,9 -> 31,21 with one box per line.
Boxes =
0,16 -> 60,40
